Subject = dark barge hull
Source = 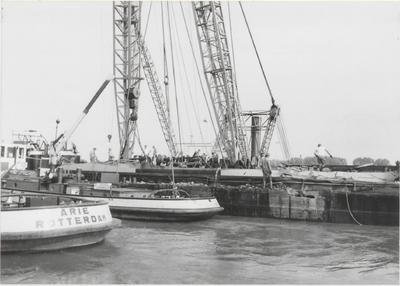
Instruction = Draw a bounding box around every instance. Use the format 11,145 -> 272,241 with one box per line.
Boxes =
109,206 -> 224,222
212,183 -> 399,226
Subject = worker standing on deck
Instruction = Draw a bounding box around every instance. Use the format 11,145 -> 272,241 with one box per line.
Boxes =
144,145 -> 152,163
251,155 -> 258,169
314,143 -> 333,171
212,152 -> 219,168
90,148 -> 97,162
152,146 -> 157,163
108,148 -> 114,161
260,152 -> 272,188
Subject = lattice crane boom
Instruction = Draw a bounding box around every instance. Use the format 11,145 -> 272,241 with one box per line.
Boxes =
260,106 -> 280,155
113,1 -> 141,159
192,1 -> 249,163
139,37 -> 179,157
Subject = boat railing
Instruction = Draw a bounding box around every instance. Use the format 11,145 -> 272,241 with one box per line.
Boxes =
0,189 -> 98,208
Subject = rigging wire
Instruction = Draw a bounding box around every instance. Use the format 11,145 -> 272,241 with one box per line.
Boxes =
142,1 -> 152,39
179,2 -> 222,154
167,2 -> 183,156
161,3 -> 169,112
170,10 -> 194,151
279,110 -> 292,161
238,2 -> 293,161
227,2 -> 243,129
170,4 -> 206,151
134,121 -> 145,156
239,1 -> 275,105
275,110 -> 292,162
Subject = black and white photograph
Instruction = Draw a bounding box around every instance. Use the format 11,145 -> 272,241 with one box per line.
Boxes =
1,0 -> 399,284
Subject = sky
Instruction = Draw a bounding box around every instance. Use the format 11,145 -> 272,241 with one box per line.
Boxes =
1,0 -> 400,165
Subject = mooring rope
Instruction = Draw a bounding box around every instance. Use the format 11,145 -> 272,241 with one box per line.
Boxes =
345,180 -> 363,226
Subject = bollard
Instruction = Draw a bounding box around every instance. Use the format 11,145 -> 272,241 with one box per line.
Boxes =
77,168 -> 82,183
57,167 -> 64,184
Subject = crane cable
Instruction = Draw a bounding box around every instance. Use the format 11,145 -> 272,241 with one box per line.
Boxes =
134,122 -> 145,157
142,1 -> 152,39
239,1 -> 275,106
227,2 -> 246,159
170,5 -> 198,148
179,2 -> 222,155
276,111 -> 292,162
166,2 -> 183,156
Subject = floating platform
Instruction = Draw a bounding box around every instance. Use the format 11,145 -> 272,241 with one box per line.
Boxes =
3,164 -> 398,226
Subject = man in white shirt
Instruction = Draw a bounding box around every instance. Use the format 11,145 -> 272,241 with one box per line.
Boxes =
90,148 -> 97,162
144,145 -> 152,163
314,144 -> 333,171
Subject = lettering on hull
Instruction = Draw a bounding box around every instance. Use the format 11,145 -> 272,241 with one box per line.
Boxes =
35,207 -> 108,228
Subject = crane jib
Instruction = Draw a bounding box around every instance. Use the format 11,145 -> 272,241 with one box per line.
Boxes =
83,78 -> 113,114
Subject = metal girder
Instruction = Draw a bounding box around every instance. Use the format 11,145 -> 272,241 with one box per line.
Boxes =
113,1 -> 141,159
192,1 -> 248,163
139,37 -> 178,157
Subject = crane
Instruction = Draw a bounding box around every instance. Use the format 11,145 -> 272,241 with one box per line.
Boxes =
49,76 -> 115,166
113,1 -> 179,159
112,1 -> 289,164
192,1 -> 249,164
113,1 -> 142,160
192,1 -> 289,164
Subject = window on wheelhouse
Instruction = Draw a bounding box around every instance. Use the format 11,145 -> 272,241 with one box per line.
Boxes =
7,147 -> 15,158
18,147 -> 25,159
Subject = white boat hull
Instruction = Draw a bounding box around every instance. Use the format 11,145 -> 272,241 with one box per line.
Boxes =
16,189 -> 224,222
1,198 -> 120,252
71,195 -> 223,221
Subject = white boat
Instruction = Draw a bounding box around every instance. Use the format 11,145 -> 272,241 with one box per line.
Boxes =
16,183 -> 224,222
1,190 -> 121,253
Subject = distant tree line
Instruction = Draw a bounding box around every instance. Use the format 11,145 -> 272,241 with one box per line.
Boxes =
271,156 -> 394,166
287,156 -> 348,166
352,157 -> 391,166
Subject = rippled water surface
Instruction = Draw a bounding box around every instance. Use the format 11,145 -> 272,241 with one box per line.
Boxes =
1,216 -> 398,284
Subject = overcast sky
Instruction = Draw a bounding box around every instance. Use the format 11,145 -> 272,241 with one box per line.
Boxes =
1,1 -> 399,164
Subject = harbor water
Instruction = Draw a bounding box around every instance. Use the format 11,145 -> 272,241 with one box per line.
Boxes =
1,216 -> 398,284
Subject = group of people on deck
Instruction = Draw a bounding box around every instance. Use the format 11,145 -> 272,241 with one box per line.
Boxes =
88,143 -> 334,188
89,147 -> 114,162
